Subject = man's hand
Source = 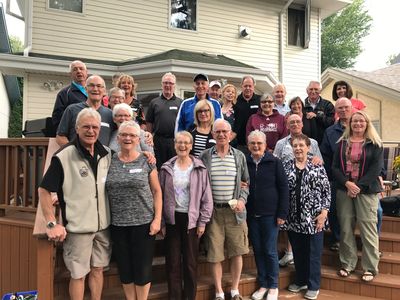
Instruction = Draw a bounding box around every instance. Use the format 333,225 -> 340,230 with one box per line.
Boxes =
46,224 -> 67,242
142,151 -> 156,165
234,199 -> 246,213
311,156 -> 323,166
306,112 -> 317,119
277,218 -> 285,225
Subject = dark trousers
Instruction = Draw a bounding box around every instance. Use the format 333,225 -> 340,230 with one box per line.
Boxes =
328,181 -> 340,244
154,135 -> 175,170
165,212 -> 199,300
288,230 -> 324,291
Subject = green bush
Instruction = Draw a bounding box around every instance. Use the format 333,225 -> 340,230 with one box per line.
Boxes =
8,97 -> 23,137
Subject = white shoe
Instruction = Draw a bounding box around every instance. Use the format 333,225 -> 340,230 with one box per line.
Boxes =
279,251 -> 294,267
251,288 -> 267,300
266,288 -> 278,300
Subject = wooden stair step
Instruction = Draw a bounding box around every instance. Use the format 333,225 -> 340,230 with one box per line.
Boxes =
381,216 -> 400,234
242,289 -> 386,299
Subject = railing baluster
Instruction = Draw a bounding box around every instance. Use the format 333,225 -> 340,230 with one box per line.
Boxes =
23,145 -> 29,207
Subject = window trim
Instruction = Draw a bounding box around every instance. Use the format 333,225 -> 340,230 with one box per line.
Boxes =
168,0 -> 198,32
46,0 -> 85,15
287,1 -> 311,49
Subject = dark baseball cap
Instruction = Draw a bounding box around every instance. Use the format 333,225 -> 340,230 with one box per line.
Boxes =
193,73 -> 209,82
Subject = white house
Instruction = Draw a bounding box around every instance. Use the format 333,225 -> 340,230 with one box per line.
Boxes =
0,0 -> 352,126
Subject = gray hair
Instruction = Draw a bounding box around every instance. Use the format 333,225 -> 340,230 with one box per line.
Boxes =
260,92 -> 273,101
108,87 -> 125,97
69,60 -> 86,72
118,120 -> 140,136
161,72 -> 176,83
248,130 -> 266,144
75,108 -> 101,128
213,119 -> 232,131
307,80 -> 322,90
113,103 -> 133,118
175,131 -> 193,144
86,75 -> 106,90
241,75 -> 256,86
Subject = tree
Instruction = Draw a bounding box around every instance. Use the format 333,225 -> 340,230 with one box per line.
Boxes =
321,0 -> 372,72
387,53 -> 400,65
9,35 -> 24,53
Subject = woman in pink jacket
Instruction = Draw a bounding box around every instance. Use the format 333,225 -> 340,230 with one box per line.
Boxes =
159,130 -> 213,300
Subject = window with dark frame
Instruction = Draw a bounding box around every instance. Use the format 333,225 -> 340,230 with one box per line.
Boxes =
170,0 -> 197,31
48,0 -> 83,13
287,0 -> 310,49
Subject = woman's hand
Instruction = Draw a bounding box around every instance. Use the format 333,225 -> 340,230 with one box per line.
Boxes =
311,156 -> 323,166
149,218 -> 161,235
144,132 -> 154,147
345,181 -> 360,198
314,210 -> 328,232
197,226 -> 205,238
277,218 -> 285,225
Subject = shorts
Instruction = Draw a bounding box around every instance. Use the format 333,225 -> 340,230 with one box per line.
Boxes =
111,223 -> 155,285
63,229 -> 111,279
206,207 -> 249,263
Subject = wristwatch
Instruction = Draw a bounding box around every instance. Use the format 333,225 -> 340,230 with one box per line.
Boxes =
46,221 -> 57,229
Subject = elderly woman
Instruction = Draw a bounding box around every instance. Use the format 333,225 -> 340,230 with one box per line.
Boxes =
108,87 -> 125,110
283,134 -> 330,300
190,99 -> 216,157
159,131 -> 213,300
333,111 -> 383,282
109,103 -> 153,153
246,130 -> 289,300
118,74 -> 146,128
286,96 -> 318,141
246,93 -> 286,151
106,121 -> 162,300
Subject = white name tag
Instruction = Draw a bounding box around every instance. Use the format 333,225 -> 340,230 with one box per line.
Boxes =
226,170 -> 236,176
250,105 -> 259,109
129,169 -> 142,173
101,122 -> 110,128
169,106 -> 178,110
209,139 -> 216,144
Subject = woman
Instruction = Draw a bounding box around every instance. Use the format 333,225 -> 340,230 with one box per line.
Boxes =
106,121 -> 162,300
283,134 -> 330,300
109,103 -> 153,153
246,130 -> 289,300
159,131 -> 213,300
118,74 -> 146,128
221,84 -> 238,147
246,93 -> 286,151
189,99 -> 216,157
332,80 -> 366,112
286,96 -> 318,141
333,111 -> 383,282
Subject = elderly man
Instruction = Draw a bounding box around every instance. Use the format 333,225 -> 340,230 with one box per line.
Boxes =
107,87 -> 125,110
175,73 -> 223,133
39,108 -> 112,300
199,119 -> 249,300
56,75 -> 113,146
146,72 -> 182,169
209,80 -> 222,100
304,81 -> 335,144
273,83 -> 291,116
232,75 -> 261,153
52,60 -> 88,131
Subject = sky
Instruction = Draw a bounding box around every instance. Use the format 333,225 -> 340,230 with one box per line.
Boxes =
1,0 -> 399,72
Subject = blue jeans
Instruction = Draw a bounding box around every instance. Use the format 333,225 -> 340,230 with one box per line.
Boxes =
377,200 -> 383,234
247,215 -> 279,289
328,181 -> 340,243
288,230 -> 324,291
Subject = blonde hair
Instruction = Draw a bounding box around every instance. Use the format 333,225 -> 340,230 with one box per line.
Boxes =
339,111 -> 382,146
117,74 -> 137,96
221,84 -> 238,105
193,100 -> 215,127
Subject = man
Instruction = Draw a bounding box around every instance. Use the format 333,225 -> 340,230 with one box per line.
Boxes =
304,81 -> 335,144
56,75 -> 113,146
39,108 -> 112,300
209,80 -> 222,100
272,83 -> 291,116
175,73 -> 223,133
274,114 -> 322,162
52,60 -> 88,131
232,75 -> 261,153
108,87 -> 125,110
146,72 -> 182,169
199,119 -> 249,300
320,97 -> 353,251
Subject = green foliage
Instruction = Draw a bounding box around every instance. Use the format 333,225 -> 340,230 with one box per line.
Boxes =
321,0 -> 372,72
8,97 -> 23,137
387,53 -> 400,65
9,35 -> 24,53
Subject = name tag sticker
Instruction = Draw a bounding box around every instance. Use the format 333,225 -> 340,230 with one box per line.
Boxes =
250,105 -> 259,109
169,106 -> 178,110
129,168 -> 142,173
209,139 -> 216,144
101,122 -> 110,128
226,170 -> 236,176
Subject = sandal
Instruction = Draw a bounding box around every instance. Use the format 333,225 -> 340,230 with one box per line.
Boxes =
337,268 -> 352,278
361,271 -> 375,282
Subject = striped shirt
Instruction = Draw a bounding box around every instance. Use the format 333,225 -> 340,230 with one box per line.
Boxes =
210,150 -> 237,203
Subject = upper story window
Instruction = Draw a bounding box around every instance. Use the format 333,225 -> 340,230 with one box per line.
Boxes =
48,0 -> 83,13
287,0 -> 310,48
170,0 -> 197,31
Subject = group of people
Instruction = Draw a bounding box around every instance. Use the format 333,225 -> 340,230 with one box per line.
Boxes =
38,59 -> 384,300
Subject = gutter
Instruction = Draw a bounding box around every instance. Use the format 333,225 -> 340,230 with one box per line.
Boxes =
23,0 -> 32,56
279,0 -> 294,83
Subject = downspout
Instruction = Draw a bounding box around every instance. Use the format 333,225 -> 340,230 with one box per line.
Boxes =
23,0 -> 33,56
279,0 -> 294,82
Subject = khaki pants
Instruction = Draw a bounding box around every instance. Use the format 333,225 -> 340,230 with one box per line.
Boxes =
336,189 -> 379,274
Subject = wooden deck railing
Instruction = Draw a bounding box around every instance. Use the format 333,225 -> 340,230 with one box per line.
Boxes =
0,138 -> 49,216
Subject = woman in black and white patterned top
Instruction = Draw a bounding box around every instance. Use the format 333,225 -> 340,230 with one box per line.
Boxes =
282,134 -> 330,300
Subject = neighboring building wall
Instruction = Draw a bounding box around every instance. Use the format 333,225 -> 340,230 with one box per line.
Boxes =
0,74 -> 10,137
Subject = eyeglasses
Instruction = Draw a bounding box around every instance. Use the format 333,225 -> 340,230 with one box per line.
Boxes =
351,120 -> 366,123
197,109 -> 210,114
87,83 -> 105,89
119,133 -> 139,138
175,141 -> 192,145
162,81 -> 175,85
81,125 -> 100,131
115,114 -> 131,118
260,100 -> 274,104
248,141 -> 264,146
289,120 -> 302,125
213,130 -> 230,135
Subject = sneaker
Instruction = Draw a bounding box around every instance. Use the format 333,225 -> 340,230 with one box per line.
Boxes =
266,289 -> 278,300
279,252 -> 294,266
251,288 -> 267,300
288,283 -> 307,293
304,290 -> 320,300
